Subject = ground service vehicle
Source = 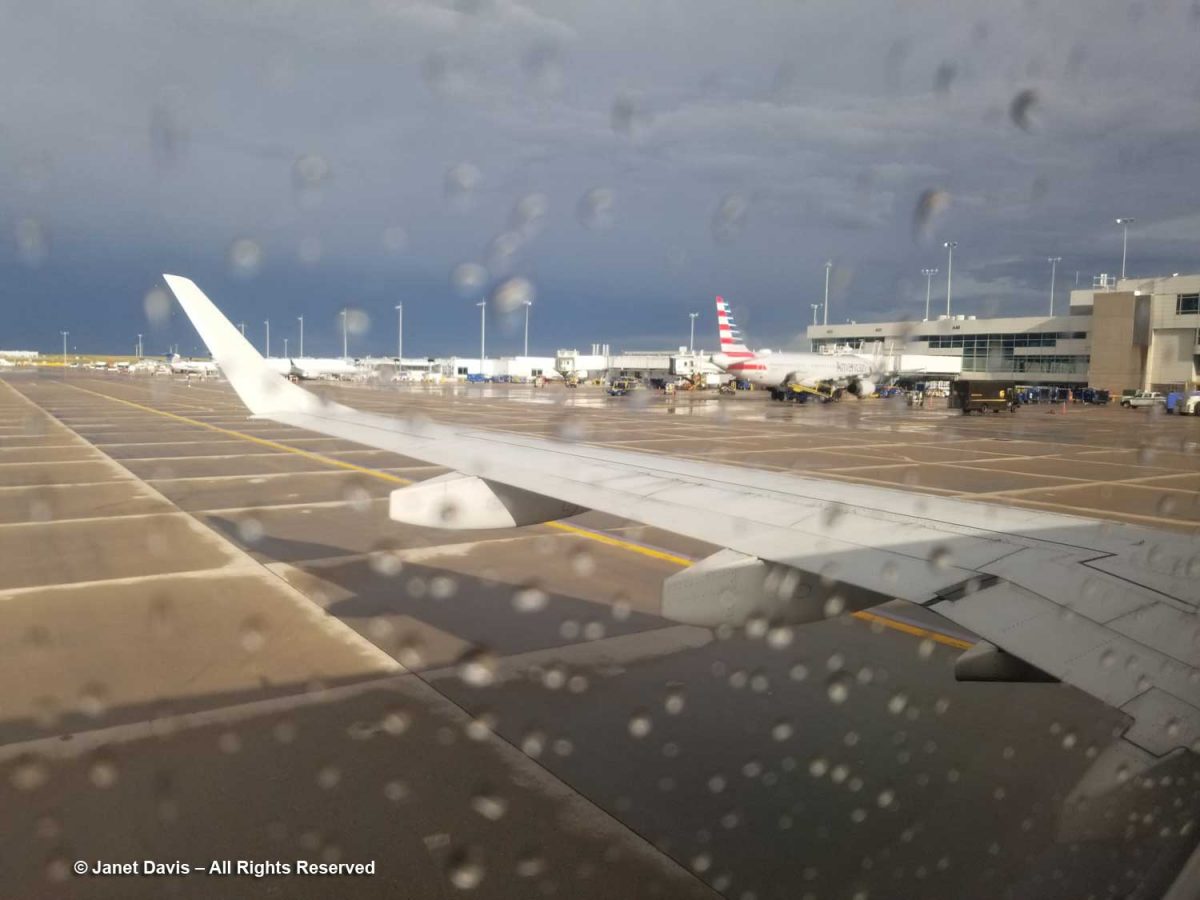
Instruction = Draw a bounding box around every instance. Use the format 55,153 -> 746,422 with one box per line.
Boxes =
953,380 -> 1018,415
1121,391 -> 1165,409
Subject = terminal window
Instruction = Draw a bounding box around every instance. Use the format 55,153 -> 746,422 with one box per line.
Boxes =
1177,294 -> 1199,315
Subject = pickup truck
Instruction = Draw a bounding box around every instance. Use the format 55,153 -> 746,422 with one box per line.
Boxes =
1120,391 -> 1165,409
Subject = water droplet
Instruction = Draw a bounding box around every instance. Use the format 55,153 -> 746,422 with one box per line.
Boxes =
577,187 -> 615,229
237,516 -> 264,544
515,849 -> 546,878
458,648 -> 498,687
826,673 -> 853,704
382,225 -> 408,254
771,720 -> 794,742
78,682 -> 108,718
15,217 -> 49,266
228,238 -> 263,278
316,765 -> 341,789
444,162 -> 482,206
1009,88 -> 1038,132
471,790 -> 507,821
711,194 -> 748,244
521,731 -> 545,757
912,189 -> 951,242
293,153 -> 331,204
144,286 -> 170,325
240,615 -> 267,652
664,689 -> 686,716
89,752 -> 119,789
446,846 -> 485,890
887,693 -> 909,715
766,625 -> 794,649
451,262 -> 488,296
809,758 -> 829,778
11,755 -> 49,791
368,549 -> 404,577
491,277 -> 535,314
628,713 -> 653,738
877,788 -> 896,808
384,779 -> 410,802
218,731 -> 242,754
789,663 -> 809,682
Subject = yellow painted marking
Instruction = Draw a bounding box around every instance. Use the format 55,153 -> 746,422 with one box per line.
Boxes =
851,610 -> 973,650
65,385 -> 412,486
548,523 -> 973,650
65,382 -> 973,650
545,521 -> 695,566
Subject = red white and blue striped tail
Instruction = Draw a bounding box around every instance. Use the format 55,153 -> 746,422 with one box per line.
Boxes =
715,296 -> 755,358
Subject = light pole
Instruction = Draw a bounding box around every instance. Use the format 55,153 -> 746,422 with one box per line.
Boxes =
1047,257 -> 1062,316
394,305 -> 403,361
264,320 -> 270,357
137,333 -> 143,358
1116,217 -> 1134,279
921,268 -> 938,321
688,312 -> 698,352
477,300 -> 487,375
297,316 -> 304,358
943,241 -> 957,317
810,303 -> 820,325
284,338 -> 289,357
524,301 -> 533,357
340,309 -> 348,360
61,331 -> 68,368
823,260 -> 833,326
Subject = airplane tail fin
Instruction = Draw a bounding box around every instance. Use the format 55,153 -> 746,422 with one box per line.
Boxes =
162,275 -> 321,417
715,296 -> 754,358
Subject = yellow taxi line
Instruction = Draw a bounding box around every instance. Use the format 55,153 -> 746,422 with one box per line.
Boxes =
64,384 -> 412,486
66,382 -> 971,651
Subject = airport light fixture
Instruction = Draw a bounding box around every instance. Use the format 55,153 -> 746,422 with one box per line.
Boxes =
943,242 -> 958,317
137,333 -> 142,358
1047,257 -> 1062,316
823,260 -> 833,326
61,330 -> 68,368
688,311 -> 698,352
921,268 -> 939,321
340,309 -> 348,360
297,316 -> 304,358
524,301 -> 533,357
264,320 -> 270,357
284,338 -> 289,357
1116,217 -> 1134,279
477,300 -> 487,373
394,305 -> 403,361
810,303 -> 820,326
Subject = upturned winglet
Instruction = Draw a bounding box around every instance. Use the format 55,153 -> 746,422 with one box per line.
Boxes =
162,274 -> 319,416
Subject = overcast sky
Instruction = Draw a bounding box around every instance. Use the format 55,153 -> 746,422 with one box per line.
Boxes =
2,0 -> 1199,357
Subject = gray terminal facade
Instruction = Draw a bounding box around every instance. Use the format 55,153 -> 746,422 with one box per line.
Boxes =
806,273 -> 1200,394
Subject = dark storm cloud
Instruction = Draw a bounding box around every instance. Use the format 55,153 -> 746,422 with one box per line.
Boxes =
1,0 -> 1199,354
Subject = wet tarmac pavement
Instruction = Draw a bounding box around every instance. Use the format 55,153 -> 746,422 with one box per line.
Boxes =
2,370 -> 1199,899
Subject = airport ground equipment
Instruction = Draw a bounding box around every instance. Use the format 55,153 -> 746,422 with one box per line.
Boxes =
952,380 -> 1018,414
1121,391 -> 1165,409
165,273 -> 1200,835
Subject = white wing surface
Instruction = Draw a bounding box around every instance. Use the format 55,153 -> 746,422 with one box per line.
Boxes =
165,274 -> 1200,774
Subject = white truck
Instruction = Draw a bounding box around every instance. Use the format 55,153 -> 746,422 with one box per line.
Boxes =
1120,390 -> 1165,409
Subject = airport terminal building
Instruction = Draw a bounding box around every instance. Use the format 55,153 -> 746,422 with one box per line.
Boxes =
806,273 -> 1200,394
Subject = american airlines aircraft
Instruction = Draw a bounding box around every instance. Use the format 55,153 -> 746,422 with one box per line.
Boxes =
710,296 -> 880,400
165,273 -> 1199,812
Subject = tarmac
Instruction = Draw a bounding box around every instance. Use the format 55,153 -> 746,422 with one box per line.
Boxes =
2,370 -> 1199,899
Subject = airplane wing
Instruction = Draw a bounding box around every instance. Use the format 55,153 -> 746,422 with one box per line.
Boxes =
165,274 -> 1200,784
